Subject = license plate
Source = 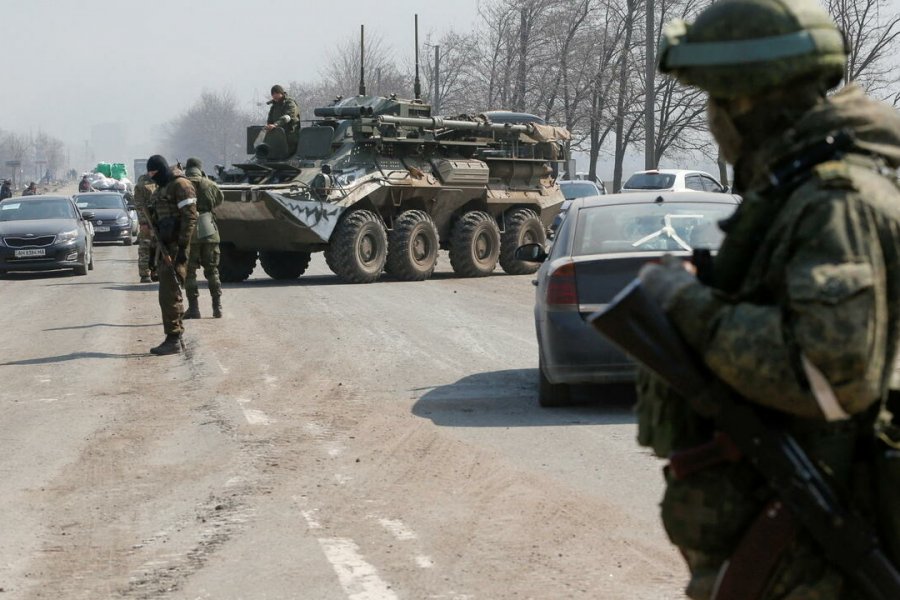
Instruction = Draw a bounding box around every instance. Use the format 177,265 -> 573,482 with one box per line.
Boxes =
15,248 -> 46,258
94,226 -> 110,232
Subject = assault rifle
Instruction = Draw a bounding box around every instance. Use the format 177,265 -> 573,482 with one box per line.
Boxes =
590,279 -> 900,600
137,206 -> 184,289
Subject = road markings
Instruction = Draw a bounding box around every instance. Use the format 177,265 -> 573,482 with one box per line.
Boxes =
301,509 -> 322,530
318,537 -> 399,600
377,518 -> 417,541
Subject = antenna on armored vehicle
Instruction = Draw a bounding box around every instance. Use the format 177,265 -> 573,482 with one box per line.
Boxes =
359,25 -> 367,96
413,15 -> 422,101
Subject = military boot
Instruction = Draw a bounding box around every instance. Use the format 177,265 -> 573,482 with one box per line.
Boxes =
150,270 -> 159,282
150,334 -> 183,355
183,297 -> 201,319
140,275 -> 151,283
212,296 -> 222,319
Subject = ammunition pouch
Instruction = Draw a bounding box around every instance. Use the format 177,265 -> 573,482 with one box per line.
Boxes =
157,216 -> 180,245
196,211 -> 217,240
635,368 -> 710,458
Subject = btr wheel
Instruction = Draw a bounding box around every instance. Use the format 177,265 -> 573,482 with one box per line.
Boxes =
259,250 -> 312,280
500,208 -> 545,275
324,210 -> 388,283
219,244 -> 257,282
386,210 -> 439,281
449,210 -> 500,277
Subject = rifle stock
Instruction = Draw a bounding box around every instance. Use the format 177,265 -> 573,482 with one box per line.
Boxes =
589,279 -> 900,600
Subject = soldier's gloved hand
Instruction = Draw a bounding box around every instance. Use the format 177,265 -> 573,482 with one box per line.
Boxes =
638,256 -> 697,311
175,247 -> 188,265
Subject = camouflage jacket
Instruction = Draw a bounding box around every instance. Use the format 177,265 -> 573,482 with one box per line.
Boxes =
667,85 -> 900,420
133,174 -> 157,226
148,170 -> 198,249
266,95 -> 300,130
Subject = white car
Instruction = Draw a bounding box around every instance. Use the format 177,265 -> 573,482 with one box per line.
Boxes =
621,169 -> 727,193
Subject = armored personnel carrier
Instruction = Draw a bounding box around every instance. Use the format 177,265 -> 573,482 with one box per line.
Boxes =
215,93 -> 568,284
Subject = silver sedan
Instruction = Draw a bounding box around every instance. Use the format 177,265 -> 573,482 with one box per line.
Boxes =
516,191 -> 740,406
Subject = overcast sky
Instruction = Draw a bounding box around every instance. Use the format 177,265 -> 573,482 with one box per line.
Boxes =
2,0 -> 898,176
0,0 -> 480,162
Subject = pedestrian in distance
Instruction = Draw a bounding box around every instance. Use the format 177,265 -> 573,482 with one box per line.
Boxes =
629,0 -> 900,597
21,182 -> 37,196
182,157 -> 224,319
0,179 -> 11,200
145,155 -> 198,356
78,175 -> 94,193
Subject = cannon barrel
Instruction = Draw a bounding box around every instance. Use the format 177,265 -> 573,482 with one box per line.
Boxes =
376,115 -> 532,134
314,106 -> 376,118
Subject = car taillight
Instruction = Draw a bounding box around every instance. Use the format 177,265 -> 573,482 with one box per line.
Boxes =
546,262 -> 578,307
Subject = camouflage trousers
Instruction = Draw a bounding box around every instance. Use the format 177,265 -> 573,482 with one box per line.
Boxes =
662,463 -> 864,600
157,244 -> 184,335
138,228 -> 156,277
186,241 -> 221,300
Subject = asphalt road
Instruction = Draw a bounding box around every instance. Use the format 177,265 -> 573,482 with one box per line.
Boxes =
0,244 -> 685,599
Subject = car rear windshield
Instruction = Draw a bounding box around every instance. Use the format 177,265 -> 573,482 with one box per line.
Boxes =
560,182 -> 598,200
75,194 -> 123,209
623,173 -> 676,190
573,202 -> 736,256
0,199 -> 75,221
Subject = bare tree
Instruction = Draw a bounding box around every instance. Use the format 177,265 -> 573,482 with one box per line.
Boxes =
419,30 -> 479,115
825,0 -> 900,100
322,31 -> 408,100
612,0 -> 640,191
163,90 -> 254,170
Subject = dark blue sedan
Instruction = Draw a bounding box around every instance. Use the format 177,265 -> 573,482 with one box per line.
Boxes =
517,191 -> 739,406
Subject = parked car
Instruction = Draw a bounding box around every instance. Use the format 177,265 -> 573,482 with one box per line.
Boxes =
516,191 -> 740,407
621,169 -> 727,194
551,180 -> 607,235
0,195 -> 95,276
73,192 -> 136,245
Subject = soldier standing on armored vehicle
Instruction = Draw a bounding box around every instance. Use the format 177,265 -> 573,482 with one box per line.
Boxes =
134,173 -> 158,283
625,0 -> 900,597
183,157 -> 224,319
145,155 -> 198,355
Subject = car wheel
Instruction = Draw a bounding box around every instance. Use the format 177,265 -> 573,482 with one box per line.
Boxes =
88,248 -> 94,270
74,256 -> 88,276
538,362 -> 570,407
123,235 -> 134,246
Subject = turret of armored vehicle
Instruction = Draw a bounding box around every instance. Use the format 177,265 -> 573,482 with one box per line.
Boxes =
214,93 -> 568,284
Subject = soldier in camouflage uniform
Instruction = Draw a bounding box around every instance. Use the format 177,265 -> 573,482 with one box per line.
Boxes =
133,173 -> 157,282
266,84 -> 300,133
634,0 -> 900,597
182,157 -> 224,319
145,155 -> 198,355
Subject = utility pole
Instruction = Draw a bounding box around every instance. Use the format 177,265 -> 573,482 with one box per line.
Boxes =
644,0 -> 656,169
433,44 -> 441,115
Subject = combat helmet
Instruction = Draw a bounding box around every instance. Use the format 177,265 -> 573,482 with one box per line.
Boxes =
658,0 -> 846,98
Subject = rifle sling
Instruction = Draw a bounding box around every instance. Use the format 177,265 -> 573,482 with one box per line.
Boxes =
712,500 -> 798,600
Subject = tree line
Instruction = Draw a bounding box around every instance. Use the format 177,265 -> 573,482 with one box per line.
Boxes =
0,130 -> 67,188
163,0 -> 899,190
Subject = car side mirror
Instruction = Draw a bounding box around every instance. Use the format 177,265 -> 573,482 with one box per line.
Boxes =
80,210 -> 95,220
514,243 -> 548,263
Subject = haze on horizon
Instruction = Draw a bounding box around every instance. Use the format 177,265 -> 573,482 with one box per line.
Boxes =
0,0 -> 479,167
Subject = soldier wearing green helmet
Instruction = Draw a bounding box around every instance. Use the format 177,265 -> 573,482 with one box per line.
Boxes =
633,0 -> 900,597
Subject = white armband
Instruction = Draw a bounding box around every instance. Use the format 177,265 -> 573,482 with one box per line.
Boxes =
177,197 -> 197,209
